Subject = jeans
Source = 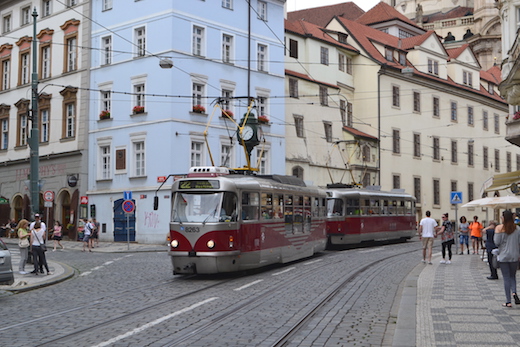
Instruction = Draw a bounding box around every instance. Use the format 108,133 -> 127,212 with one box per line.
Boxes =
18,247 -> 29,272
499,261 -> 519,304
486,249 -> 498,278
441,240 -> 453,260
32,246 -> 49,273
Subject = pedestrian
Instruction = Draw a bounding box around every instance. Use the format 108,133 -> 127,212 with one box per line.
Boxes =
17,219 -> 30,275
458,216 -> 470,255
91,218 -> 100,248
438,213 -> 454,264
7,219 -> 17,238
30,213 -> 47,238
52,221 -> 64,251
469,215 -> 483,254
419,210 -> 438,265
30,221 -> 52,275
82,218 -> 92,252
484,220 -> 498,280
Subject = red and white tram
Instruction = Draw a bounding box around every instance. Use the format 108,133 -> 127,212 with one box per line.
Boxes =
326,185 -> 416,245
165,167 -> 328,274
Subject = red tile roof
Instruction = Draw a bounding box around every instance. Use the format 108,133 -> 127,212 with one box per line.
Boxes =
343,126 -> 378,140
481,65 -> 501,85
356,1 -> 422,31
287,2 -> 365,28
285,19 -> 358,53
446,44 -> 470,60
285,69 -> 340,90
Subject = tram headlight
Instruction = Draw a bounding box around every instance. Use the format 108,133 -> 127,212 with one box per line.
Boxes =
170,240 -> 179,248
207,240 -> 215,249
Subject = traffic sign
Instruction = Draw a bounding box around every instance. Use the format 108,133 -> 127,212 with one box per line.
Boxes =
80,196 -> 89,205
124,191 -> 132,200
450,191 -> 462,204
44,201 -> 53,208
123,199 -> 135,213
43,190 -> 54,202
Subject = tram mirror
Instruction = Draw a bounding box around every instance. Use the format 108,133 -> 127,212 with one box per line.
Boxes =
153,196 -> 159,210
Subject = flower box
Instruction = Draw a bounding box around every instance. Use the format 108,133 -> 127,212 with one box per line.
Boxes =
221,110 -> 234,118
133,105 -> 145,114
99,110 -> 111,120
192,105 -> 206,113
258,115 -> 269,124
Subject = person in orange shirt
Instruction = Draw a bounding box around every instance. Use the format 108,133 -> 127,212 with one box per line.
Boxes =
469,215 -> 483,254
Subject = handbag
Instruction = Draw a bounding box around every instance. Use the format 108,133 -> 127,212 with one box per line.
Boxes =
19,237 -> 30,248
491,254 -> 499,269
34,231 -> 47,252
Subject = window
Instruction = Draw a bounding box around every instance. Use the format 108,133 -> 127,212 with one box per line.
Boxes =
483,110 -> 488,130
20,52 -> 30,85
494,114 -> 499,134
289,78 -> 298,98
2,14 -> 11,33
101,90 -> 111,113
66,37 -> 77,72
100,145 -> 111,180
413,91 -> 420,112
134,83 -> 145,108
102,36 -> 112,65
450,101 -> 457,121
483,146 -> 488,169
433,179 -> 440,205
392,86 -> 400,107
507,151 -> 512,172
257,1 -> 267,21
40,45 -> 51,79
257,44 -> 267,72
221,89 -> 233,112
451,181 -> 457,193
463,70 -> 472,87
115,148 -> 125,170
413,133 -> 420,158
399,52 -> 406,65
292,166 -> 303,179
495,149 -> 500,172
414,177 -> 421,204
392,129 -> 400,154
324,122 -> 332,142
191,141 -> 204,167
257,94 -> 268,116
1,59 -> 10,91
68,0 -> 77,6
133,141 -> 145,176
433,136 -> 440,160
385,47 -> 393,61
346,56 -> 352,74
1,118 -> 8,150
294,115 -> 304,138
18,114 -> 28,146
347,102 -> 353,127
467,106 -> 474,125
192,83 -> 204,109
257,148 -> 269,174
488,83 -> 494,95
340,100 -> 346,125
393,175 -> 400,189
338,53 -> 345,72
221,143 -> 233,167
289,39 -> 298,58
192,26 -> 204,56
468,142 -> 474,166
320,47 -> 329,65
338,33 -> 348,43
42,0 -> 52,17
21,6 -> 31,26
468,182 -> 474,202
451,140 -> 457,163
222,34 -> 233,63
65,103 -> 75,138
40,109 -> 49,143
135,27 -> 146,57
427,59 -> 438,75
222,0 -> 232,9
319,86 -> 328,106
362,145 -> 370,162
103,0 -> 113,10
433,96 -> 439,117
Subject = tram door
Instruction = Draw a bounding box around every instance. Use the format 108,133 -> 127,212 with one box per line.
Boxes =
113,198 -> 136,242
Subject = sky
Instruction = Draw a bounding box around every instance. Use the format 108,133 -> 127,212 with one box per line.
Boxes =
286,0 -> 382,12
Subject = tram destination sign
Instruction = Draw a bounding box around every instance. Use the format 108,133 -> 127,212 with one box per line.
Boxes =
179,180 -> 220,189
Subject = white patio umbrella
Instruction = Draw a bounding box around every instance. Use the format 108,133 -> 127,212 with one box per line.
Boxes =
461,197 -> 494,208
479,195 -> 520,210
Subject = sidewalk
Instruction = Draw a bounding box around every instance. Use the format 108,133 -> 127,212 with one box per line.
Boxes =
0,238 -> 166,294
394,249 -> 520,347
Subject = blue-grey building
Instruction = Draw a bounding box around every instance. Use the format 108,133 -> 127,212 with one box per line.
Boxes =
88,0 -> 286,243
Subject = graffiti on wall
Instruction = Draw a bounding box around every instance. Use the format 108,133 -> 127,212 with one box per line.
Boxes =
144,211 -> 161,229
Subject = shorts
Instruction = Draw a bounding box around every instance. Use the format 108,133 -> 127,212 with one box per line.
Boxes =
422,237 -> 434,249
83,235 -> 91,242
471,236 -> 480,240
53,235 -> 63,241
459,234 -> 469,244
91,233 -> 98,239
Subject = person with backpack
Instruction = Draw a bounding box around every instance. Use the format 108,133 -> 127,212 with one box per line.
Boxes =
82,218 -> 93,252
438,213 -> 455,264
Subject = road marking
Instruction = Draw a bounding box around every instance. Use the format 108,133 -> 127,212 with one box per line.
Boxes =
79,271 -> 92,277
103,261 -> 114,265
359,247 -> 384,253
92,298 -> 218,347
272,267 -> 295,276
304,259 -> 323,265
233,280 -> 263,291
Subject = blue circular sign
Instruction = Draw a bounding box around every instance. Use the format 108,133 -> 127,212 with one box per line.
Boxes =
123,200 -> 135,213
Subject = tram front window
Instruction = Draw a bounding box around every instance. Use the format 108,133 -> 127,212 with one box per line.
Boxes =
172,192 -> 237,223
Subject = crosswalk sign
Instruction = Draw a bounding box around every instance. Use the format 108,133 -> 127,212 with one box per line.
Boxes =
450,191 -> 462,204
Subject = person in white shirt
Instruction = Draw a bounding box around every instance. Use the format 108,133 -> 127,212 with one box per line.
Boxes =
30,214 -> 47,233
419,210 -> 439,264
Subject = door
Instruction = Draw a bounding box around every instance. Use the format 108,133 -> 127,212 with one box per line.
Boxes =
113,198 -> 136,242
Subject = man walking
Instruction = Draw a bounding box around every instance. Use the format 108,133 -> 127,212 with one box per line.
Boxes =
419,210 -> 438,264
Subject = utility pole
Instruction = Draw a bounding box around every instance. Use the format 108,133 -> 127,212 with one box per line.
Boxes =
29,8 -> 39,218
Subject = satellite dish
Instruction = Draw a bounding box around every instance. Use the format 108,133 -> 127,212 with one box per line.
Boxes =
511,183 -> 519,194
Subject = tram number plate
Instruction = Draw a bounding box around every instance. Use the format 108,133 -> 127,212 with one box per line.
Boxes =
185,227 -> 200,233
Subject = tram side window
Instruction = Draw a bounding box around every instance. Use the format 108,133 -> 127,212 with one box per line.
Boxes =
405,200 -> 412,215
369,199 -> 380,215
303,196 -> 311,232
284,195 -> 293,234
389,200 -> 397,215
361,199 -> 370,215
273,194 -> 283,219
242,192 -> 259,220
261,193 -> 273,220
292,196 -> 303,234
346,198 -> 359,215
397,200 -> 405,215
327,198 -> 344,216
220,192 -> 237,222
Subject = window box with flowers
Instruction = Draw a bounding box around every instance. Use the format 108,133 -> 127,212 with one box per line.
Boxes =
221,110 -> 234,118
258,115 -> 269,124
192,105 -> 206,114
99,110 -> 111,120
133,105 -> 145,114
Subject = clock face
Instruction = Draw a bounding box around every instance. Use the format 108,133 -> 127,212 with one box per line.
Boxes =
242,125 -> 254,141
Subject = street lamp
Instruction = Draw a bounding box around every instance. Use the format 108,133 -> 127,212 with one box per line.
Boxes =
29,7 -> 39,218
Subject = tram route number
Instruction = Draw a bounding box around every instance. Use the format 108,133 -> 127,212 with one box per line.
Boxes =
185,227 -> 200,233
179,180 -> 220,190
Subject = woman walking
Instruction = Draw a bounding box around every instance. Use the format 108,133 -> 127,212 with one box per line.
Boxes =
438,213 -> 454,264
52,221 -> 64,251
30,221 -> 52,275
459,216 -> 470,255
494,210 -> 520,307
17,219 -> 30,274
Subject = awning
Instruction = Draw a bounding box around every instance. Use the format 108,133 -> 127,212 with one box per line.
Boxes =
483,170 -> 520,193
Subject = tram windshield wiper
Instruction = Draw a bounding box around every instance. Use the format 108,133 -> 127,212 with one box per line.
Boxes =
202,205 -> 219,226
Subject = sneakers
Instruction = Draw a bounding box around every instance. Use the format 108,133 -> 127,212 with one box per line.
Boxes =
440,260 -> 446,264
467,249 -> 470,254
19,271 -> 28,275
459,252 -> 463,255
422,259 -> 426,263
446,260 -> 451,264
47,272 -> 53,275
